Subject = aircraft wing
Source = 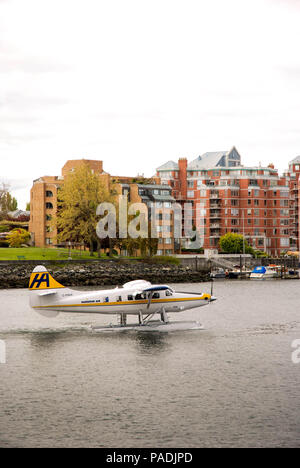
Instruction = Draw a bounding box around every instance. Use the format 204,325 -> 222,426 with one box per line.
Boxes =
143,286 -> 171,292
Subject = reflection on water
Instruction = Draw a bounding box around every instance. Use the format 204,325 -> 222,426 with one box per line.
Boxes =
134,331 -> 169,354
1,281 -> 300,448
29,331 -> 68,349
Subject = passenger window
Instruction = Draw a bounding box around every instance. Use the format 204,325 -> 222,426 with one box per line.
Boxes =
128,295 -> 134,301
153,292 -> 160,299
116,296 -> 122,302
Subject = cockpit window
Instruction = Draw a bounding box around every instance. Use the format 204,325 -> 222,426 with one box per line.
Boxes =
135,293 -> 146,300
165,290 -> 172,296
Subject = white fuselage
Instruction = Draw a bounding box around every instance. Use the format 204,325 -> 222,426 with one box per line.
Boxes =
32,287 -> 212,315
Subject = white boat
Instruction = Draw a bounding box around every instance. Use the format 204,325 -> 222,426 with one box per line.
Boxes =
250,266 -> 279,280
228,266 -> 252,279
210,268 -> 226,279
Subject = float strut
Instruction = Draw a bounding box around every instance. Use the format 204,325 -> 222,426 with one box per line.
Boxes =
160,308 -> 169,324
138,311 -> 144,325
119,314 -> 127,326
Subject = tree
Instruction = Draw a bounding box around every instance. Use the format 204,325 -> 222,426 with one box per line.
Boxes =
0,184 -> 18,213
219,233 -> 254,255
26,202 -> 30,211
54,162 -> 114,255
7,228 -> 30,247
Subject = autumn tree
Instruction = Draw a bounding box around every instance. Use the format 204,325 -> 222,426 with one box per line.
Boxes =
7,228 -> 30,247
54,163 -> 114,255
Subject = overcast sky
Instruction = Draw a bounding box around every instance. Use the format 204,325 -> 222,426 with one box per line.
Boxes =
1,0 -> 300,209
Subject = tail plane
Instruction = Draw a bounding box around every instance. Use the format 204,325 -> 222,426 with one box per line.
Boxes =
29,266 -> 67,317
29,266 -> 65,291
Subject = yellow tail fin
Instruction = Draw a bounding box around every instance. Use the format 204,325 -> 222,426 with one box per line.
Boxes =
29,266 -> 65,291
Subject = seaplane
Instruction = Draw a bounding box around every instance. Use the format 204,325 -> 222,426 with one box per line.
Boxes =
29,266 -> 217,332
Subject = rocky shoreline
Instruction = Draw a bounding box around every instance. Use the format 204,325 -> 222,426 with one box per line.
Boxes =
0,260 -> 210,289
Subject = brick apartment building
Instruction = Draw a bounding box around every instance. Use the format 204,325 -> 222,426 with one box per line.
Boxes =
284,156 -> 300,252
29,159 -> 176,255
157,147 -> 292,256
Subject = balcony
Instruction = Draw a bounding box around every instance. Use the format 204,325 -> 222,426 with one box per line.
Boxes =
210,223 -> 221,229
210,202 -> 221,209
210,193 -> 220,199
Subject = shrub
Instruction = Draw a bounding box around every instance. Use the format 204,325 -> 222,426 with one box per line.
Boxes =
143,255 -> 180,266
7,228 -> 31,248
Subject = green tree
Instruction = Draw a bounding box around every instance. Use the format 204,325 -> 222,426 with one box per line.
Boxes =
54,163 -> 113,255
26,202 -> 30,211
219,233 -> 254,255
7,228 -> 30,247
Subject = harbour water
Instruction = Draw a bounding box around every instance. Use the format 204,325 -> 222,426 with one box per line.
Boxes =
0,280 -> 300,448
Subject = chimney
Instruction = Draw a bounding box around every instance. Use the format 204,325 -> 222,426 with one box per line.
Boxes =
178,158 -> 188,199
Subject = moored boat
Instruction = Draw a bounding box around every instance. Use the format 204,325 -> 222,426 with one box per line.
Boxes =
210,268 -> 226,279
250,265 -> 279,280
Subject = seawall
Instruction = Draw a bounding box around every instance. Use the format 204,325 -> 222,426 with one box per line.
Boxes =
0,260 -> 210,289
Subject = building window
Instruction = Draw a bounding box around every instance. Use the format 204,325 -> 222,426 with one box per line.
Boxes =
46,191 -> 53,197
46,238 -> 53,245
187,191 -> 194,198
280,200 -> 289,207
281,238 -> 290,247
46,202 -> 53,209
